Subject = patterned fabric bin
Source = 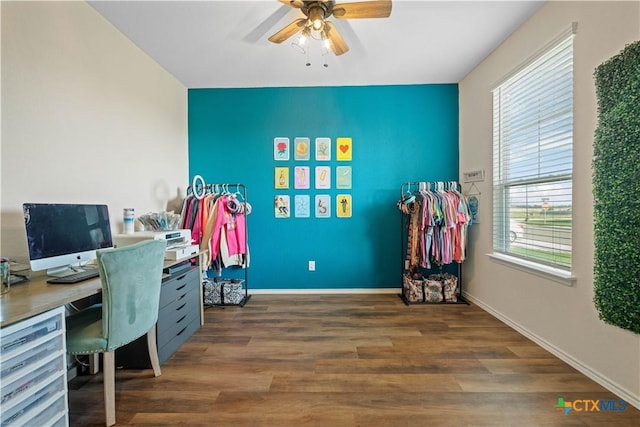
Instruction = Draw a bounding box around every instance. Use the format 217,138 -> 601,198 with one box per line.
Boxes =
203,278 -> 245,305
402,274 -> 424,303
428,273 -> 458,302
424,279 -> 444,303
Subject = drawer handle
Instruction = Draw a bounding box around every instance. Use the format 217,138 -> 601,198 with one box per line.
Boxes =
176,315 -> 187,324
176,326 -> 187,336
175,284 -> 186,291
176,303 -> 186,311
175,274 -> 187,281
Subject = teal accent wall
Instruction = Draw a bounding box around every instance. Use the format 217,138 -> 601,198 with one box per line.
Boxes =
188,84 -> 458,289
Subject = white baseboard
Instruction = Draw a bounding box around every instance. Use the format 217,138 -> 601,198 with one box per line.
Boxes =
250,288 -> 400,295
463,291 -> 640,410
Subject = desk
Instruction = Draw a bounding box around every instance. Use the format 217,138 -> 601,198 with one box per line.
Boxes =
0,274 -> 102,328
0,252 -> 207,427
0,251 -> 208,329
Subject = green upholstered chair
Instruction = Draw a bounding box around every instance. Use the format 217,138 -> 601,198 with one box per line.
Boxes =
66,240 -> 166,426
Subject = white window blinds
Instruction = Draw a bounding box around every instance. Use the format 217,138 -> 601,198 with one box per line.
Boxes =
492,33 -> 574,270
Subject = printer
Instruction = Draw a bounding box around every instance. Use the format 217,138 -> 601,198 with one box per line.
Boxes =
113,229 -> 199,261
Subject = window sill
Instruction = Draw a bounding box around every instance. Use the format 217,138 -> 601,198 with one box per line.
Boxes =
487,252 -> 576,287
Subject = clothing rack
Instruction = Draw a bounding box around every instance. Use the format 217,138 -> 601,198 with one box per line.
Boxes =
184,175 -> 250,307
399,181 -> 470,305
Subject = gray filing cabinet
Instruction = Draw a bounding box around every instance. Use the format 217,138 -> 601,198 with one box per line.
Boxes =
157,266 -> 201,364
115,265 -> 201,367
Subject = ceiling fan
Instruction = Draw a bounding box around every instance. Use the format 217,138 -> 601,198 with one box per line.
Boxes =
268,0 -> 392,56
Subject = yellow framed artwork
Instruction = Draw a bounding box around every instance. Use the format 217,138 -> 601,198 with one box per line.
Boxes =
275,167 -> 289,189
336,137 -> 352,161
336,194 -> 352,218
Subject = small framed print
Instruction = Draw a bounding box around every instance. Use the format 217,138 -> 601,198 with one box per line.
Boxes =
315,195 -> 331,218
274,195 -> 290,218
336,166 -> 352,189
294,137 -> 310,161
336,137 -> 352,161
315,137 -> 331,161
294,166 -> 310,189
295,195 -> 310,218
315,166 -> 331,189
275,167 -> 289,189
336,194 -> 352,218
274,137 -> 290,161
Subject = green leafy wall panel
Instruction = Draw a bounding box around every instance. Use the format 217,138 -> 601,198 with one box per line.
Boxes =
593,40 -> 640,334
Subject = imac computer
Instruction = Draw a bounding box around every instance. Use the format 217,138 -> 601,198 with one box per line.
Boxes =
23,203 -> 113,277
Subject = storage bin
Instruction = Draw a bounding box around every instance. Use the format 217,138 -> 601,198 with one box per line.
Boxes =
424,279 -> 444,303
402,274 -> 424,303
428,273 -> 458,302
203,278 -> 245,305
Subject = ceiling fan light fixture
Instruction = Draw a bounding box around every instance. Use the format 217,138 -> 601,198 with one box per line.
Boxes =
312,18 -> 323,31
321,31 -> 332,54
291,27 -> 311,54
308,6 -> 325,31
269,0 -> 393,58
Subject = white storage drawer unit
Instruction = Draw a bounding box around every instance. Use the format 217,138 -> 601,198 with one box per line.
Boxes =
0,306 -> 69,427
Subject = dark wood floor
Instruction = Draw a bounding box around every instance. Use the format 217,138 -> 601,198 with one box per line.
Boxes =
69,294 -> 639,426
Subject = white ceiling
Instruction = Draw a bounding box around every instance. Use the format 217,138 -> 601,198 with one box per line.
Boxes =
89,0 -> 544,88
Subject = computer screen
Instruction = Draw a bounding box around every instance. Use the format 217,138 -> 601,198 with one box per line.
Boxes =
23,203 -> 113,276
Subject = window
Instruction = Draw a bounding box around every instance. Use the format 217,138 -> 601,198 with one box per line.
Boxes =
492,32 -> 574,271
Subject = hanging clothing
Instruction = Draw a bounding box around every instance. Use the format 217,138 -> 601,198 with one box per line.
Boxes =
400,182 -> 471,270
180,186 -> 251,274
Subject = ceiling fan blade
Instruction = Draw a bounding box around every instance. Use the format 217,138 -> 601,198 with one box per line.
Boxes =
333,20 -> 365,59
332,1 -> 392,19
278,0 -> 305,8
243,5 -> 292,44
324,21 -> 349,56
268,18 -> 308,43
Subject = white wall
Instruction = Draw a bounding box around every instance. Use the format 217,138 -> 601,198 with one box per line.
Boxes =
459,1 -> 640,407
0,1 -> 188,262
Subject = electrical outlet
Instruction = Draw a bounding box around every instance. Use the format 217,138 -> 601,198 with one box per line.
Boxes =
308,260 -> 315,271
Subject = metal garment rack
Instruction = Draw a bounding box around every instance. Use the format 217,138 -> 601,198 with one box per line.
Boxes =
190,175 -> 250,307
399,181 -> 468,305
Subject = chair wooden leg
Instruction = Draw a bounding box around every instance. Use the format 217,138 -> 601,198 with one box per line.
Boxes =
103,351 -> 116,426
147,324 -> 162,377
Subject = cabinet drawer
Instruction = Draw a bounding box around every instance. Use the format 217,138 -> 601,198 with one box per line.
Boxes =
157,288 -> 199,347
0,314 -> 62,358
1,374 -> 65,426
1,353 -> 64,410
159,267 -> 199,309
0,307 -> 68,427
157,317 -> 200,364
1,335 -> 61,381
25,392 -> 67,427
